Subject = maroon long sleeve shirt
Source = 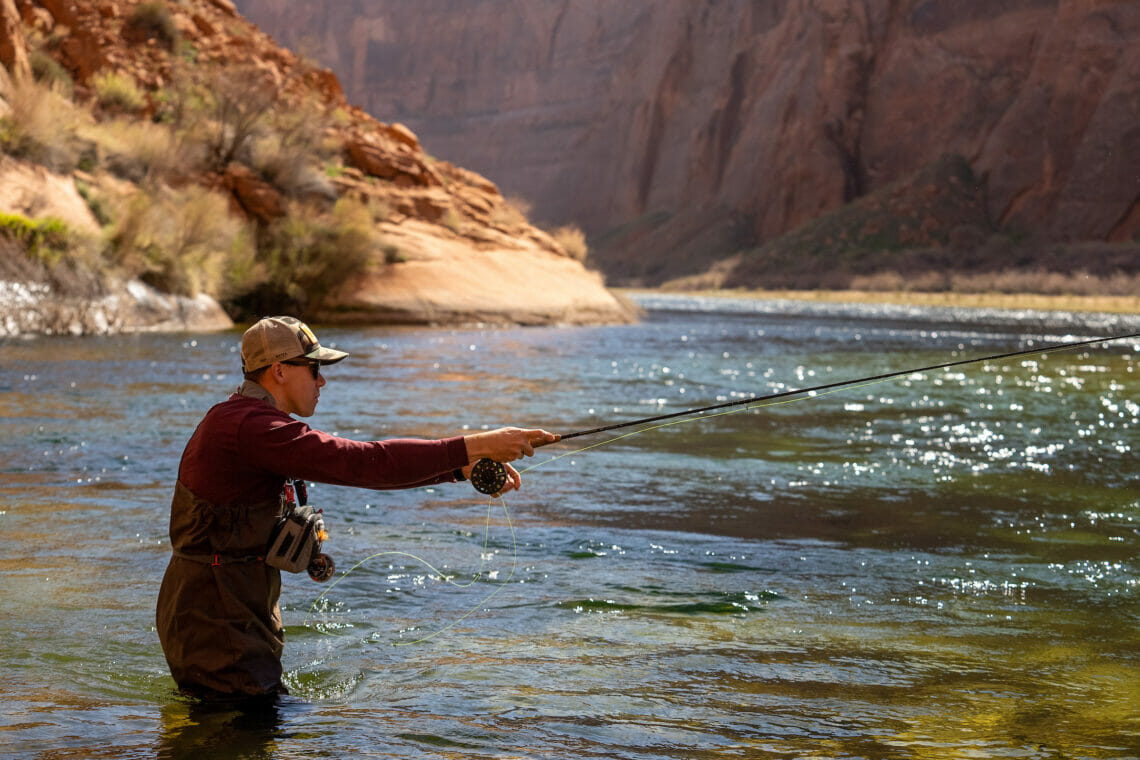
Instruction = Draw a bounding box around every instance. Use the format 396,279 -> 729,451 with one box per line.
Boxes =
179,381 -> 469,506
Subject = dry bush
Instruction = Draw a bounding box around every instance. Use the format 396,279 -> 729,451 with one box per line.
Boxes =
157,63 -> 276,172
550,224 -> 588,261
0,76 -> 88,171
88,118 -> 179,183
125,1 -> 179,50
851,267 -> 1140,297
849,270 -> 905,291
250,96 -> 337,199
949,269 -> 1140,296
204,65 -> 278,170
107,184 -> 254,297
491,195 -> 532,227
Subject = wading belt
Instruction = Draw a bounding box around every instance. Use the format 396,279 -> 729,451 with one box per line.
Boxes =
172,550 -> 264,567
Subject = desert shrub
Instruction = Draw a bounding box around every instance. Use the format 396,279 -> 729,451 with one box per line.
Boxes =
225,199 -> 373,317
0,214 -> 105,297
947,268 -> 1140,297
90,118 -> 178,182
550,224 -> 588,261
74,179 -> 113,227
203,65 -> 277,170
849,267 -> 1140,297
491,195 -> 532,227
381,241 -> 405,264
92,71 -> 146,114
0,212 -> 71,266
253,133 -> 336,200
0,76 -> 87,171
125,1 -> 179,50
28,49 -> 73,95
153,63 -> 275,171
107,184 -> 254,296
250,96 -> 338,199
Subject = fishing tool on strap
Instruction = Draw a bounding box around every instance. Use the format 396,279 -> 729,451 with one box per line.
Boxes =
467,331 -> 1140,493
267,478 -> 336,582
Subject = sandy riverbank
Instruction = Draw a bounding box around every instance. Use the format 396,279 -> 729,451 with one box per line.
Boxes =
634,288 -> 1140,315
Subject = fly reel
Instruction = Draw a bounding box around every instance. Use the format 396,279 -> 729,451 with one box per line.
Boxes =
470,458 -> 508,495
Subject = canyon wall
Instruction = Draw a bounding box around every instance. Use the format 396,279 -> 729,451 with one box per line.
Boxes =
236,0 -> 1140,284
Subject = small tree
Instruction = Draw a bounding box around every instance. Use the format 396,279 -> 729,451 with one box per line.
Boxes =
199,65 -> 278,170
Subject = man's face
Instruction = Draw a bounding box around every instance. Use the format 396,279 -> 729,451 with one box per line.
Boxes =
278,361 -> 325,417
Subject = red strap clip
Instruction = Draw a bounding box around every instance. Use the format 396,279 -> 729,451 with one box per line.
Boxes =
210,554 -> 222,567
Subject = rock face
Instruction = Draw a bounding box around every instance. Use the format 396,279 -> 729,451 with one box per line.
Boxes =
234,0 -> 1140,284
0,276 -> 233,336
0,0 -> 636,333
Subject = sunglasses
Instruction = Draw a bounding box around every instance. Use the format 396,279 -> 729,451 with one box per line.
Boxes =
283,360 -> 321,379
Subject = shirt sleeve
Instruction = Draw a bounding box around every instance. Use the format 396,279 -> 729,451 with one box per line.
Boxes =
236,407 -> 469,490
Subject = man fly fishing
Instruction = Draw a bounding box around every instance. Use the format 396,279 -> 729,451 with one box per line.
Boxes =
156,316 -> 558,703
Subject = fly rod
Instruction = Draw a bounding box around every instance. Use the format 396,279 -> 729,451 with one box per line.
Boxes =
468,330 -> 1140,494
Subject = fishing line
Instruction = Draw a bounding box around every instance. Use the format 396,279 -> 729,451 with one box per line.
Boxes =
311,330 -> 1139,642
307,495 -> 519,646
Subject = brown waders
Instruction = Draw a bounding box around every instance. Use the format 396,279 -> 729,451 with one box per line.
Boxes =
156,481 -> 287,699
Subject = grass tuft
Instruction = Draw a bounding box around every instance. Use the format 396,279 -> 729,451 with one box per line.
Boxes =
92,71 -> 146,114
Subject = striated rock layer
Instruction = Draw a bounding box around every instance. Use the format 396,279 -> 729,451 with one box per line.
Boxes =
235,0 -> 1140,285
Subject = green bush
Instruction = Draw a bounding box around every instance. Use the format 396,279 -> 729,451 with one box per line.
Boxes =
93,71 -> 146,114
0,212 -> 70,266
28,50 -> 73,95
224,199 -> 373,318
74,179 -> 113,227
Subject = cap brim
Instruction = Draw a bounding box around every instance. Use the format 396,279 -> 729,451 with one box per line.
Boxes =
303,346 -> 349,365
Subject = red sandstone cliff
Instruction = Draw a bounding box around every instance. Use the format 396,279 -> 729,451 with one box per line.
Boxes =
0,0 -> 635,331
234,0 -> 1140,286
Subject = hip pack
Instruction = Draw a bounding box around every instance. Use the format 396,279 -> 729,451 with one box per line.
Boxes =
266,479 -> 335,582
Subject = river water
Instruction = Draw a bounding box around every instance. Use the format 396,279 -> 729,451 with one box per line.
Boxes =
1,293 -> 1138,759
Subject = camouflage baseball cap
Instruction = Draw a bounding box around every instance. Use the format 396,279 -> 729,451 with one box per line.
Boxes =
240,316 -> 348,373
